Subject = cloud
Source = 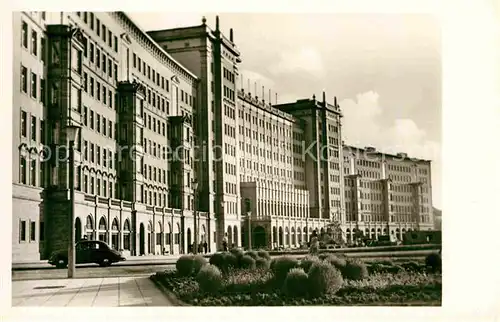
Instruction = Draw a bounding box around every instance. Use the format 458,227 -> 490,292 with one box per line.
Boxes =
341,91 -> 441,162
269,47 -> 325,76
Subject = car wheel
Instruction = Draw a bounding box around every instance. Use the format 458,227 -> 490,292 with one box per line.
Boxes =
99,258 -> 111,267
55,258 -> 67,268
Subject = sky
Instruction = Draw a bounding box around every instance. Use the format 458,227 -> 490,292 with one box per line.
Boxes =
128,12 -> 442,209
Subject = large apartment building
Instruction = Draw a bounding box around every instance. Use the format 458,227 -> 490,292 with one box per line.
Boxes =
12,11 -> 434,262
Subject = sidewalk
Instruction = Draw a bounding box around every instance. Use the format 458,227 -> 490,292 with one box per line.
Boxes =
12,276 -> 173,306
12,253 -> 211,270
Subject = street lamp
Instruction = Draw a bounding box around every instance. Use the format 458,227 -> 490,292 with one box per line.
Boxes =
66,124 -> 81,279
192,179 -> 198,254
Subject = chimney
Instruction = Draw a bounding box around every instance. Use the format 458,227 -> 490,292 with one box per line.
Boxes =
230,28 -> 233,42
202,16 -> 207,25
216,16 -> 220,31
322,91 -> 326,105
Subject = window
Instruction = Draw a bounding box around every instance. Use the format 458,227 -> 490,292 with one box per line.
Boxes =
21,111 -> 27,137
90,43 -> 95,63
30,221 -> 36,241
30,159 -> 36,186
96,48 -> 100,68
19,156 -> 27,184
21,21 -> 28,48
31,116 -> 36,141
21,66 -> 27,93
31,30 -> 38,56
114,35 -> 118,52
40,78 -> 45,104
41,37 -> 46,62
20,220 -> 26,242
31,72 -> 37,98
96,19 -> 101,36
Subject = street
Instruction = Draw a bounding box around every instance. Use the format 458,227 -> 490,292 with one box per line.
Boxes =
12,264 -> 174,281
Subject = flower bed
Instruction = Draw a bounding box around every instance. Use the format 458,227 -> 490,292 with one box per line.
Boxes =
152,251 -> 441,306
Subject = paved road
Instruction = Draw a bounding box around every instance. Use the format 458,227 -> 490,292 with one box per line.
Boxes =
12,264 -> 175,281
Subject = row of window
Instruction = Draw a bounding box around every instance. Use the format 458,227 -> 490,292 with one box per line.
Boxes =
18,220 -> 43,243
83,107 -> 115,138
223,67 -> 235,83
19,156 -> 44,187
20,110 -> 44,142
77,12 -> 119,53
238,108 -> 296,135
82,141 -> 115,169
82,71 -> 117,108
20,66 -> 45,103
21,21 -> 45,62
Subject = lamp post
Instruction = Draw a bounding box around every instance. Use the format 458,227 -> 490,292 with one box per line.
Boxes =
66,124 -> 81,279
247,212 -> 252,250
219,199 -> 224,251
192,179 -> 198,254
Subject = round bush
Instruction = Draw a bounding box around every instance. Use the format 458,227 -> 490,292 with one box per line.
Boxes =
300,255 -> 321,273
230,248 -> 245,259
193,254 -> 208,274
209,252 -> 225,267
176,255 -> 195,277
342,259 -> 369,281
318,253 -> 329,261
425,253 -> 442,272
245,250 -> 259,260
401,261 -> 422,273
196,264 -> 223,294
272,256 -> 299,283
255,257 -> 271,269
240,255 -> 256,269
323,254 -> 347,270
283,268 -> 309,297
308,261 -> 343,297
224,252 -> 238,269
257,250 -> 271,260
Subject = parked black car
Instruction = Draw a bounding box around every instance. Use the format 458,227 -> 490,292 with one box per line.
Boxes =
48,240 -> 126,268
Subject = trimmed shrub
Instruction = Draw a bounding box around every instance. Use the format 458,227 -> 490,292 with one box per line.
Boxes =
425,253 -> 442,273
245,250 -> 259,260
300,255 -> 321,273
224,252 -> 238,269
318,253 -> 329,261
378,259 -> 394,266
386,265 -> 404,274
209,252 -> 236,273
401,261 -> 422,273
196,264 -> 223,294
257,250 -> 271,260
283,268 -> 309,297
255,257 -> 271,269
230,248 -> 245,259
269,258 -> 276,270
308,261 -> 343,297
240,255 -> 256,269
209,252 -> 225,268
342,259 -> 369,281
272,256 -> 299,283
193,254 -> 208,274
323,254 -> 347,270
176,255 -> 195,277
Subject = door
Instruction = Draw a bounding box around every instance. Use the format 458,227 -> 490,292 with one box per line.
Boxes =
76,241 -> 91,264
139,223 -> 145,255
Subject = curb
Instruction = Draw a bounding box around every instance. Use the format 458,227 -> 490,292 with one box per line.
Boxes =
149,274 -> 189,306
12,261 -> 176,271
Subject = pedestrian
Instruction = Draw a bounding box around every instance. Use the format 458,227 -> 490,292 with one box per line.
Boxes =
223,235 -> 228,251
203,241 -> 208,254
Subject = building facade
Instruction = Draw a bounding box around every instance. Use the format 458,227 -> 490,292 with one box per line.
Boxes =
12,11 -> 434,262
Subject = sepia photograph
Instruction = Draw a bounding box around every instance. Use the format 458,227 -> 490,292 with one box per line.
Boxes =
11,10 -> 443,307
